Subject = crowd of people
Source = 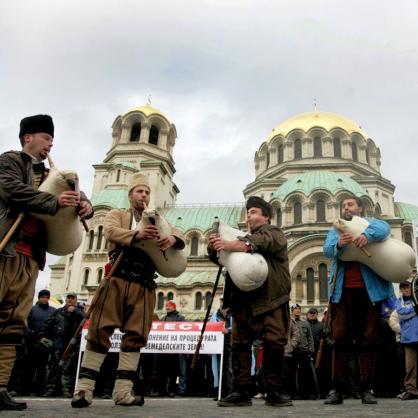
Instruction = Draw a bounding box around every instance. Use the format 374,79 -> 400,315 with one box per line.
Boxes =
0,113 -> 417,411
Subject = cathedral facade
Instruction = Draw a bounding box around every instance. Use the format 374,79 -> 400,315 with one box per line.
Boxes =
49,105 -> 418,318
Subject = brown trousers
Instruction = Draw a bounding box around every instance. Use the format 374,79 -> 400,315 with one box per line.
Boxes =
331,287 -> 381,390
0,254 -> 39,386
86,276 -> 155,354
404,344 -> 418,395
231,303 -> 289,391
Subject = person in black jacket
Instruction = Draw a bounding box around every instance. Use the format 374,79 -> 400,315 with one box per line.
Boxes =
43,292 -> 85,398
21,289 -> 56,396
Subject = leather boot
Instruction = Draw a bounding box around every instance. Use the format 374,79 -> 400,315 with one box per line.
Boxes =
217,391 -> 252,407
0,389 -> 27,411
324,389 -> 343,405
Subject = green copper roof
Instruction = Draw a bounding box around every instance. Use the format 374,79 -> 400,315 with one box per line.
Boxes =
160,206 -> 244,232
91,188 -> 129,209
271,171 -> 368,201
395,202 -> 418,223
156,270 -> 225,287
114,161 -> 137,169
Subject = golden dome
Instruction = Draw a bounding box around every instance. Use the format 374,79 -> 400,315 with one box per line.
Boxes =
126,103 -> 168,120
267,111 -> 368,142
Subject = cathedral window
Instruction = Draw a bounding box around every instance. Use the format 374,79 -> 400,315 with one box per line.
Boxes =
88,230 -> 94,251
404,231 -> 413,248
167,291 -> 174,301
319,263 -> 328,302
276,207 -> 282,227
316,199 -> 326,222
293,201 -> 302,224
265,152 -> 270,168
190,236 -> 199,256
130,123 -> 141,142
352,142 -> 358,162
313,136 -> 322,157
195,292 -> 202,310
83,269 -> 89,286
157,292 -> 164,310
149,125 -> 159,145
96,226 -> 103,250
205,292 -> 212,309
333,137 -> 341,157
116,169 -> 121,182
306,267 -> 314,303
97,268 -> 103,284
278,144 -> 284,164
294,139 -> 302,160
295,274 -> 303,302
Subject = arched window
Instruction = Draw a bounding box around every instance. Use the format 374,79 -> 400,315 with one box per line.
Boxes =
195,292 -> 202,310
97,268 -> 103,284
319,263 -> 328,302
306,267 -> 314,303
278,144 -> 284,164
295,274 -> 303,302
293,202 -> 302,225
88,230 -> 94,251
149,125 -> 159,145
265,152 -> 270,168
96,226 -> 103,250
352,142 -> 358,162
276,207 -> 282,227
316,199 -> 326,222
83,269 -> 89,286
333,137 -> 341,157
205,292 -> 212,309
294,139 -> 302,160
130,123 -> 141,142
157,292 -> 164,310
167,291 -> 174,301
404,232 -> 413,248
313,136 -> 322,157
190,236 -> 199,256
366,148 -> 370,164
116,169 -> 121,182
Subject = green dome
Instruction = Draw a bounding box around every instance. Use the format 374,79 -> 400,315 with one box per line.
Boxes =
91,188 -> 129,209
160,206 -> 244,232
271,171 -> 368,201
395,202 -> 418,224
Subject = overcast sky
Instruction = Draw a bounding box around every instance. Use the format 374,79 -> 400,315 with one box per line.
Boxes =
1,0 -> 417,291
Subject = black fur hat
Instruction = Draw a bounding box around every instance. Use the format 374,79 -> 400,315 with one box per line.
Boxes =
246,196 -> 273,219
19,114 -> 54,138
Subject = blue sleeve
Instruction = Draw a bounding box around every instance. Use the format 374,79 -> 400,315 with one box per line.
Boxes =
323,229 -> 344,259
362,219 -> 390,243
397,302 -> 417,321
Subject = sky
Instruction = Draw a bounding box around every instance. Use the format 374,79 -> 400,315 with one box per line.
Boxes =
1,0 -> 417,291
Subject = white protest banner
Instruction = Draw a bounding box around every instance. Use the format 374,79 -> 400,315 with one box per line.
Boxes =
80,321 -> 225,355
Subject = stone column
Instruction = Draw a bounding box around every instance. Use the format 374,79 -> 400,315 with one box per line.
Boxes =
302,136 -> 313,158
139,122 -> 150,143
120,123 -> 130,143
283,139 -> 293,161
341,138 -> 351,159
303,202 -> 314,223
323,136 -> 333,157
269,145 -> 277,166
283,206 -> 292,227
358,143 -> 368,163
159,128 -> 169,150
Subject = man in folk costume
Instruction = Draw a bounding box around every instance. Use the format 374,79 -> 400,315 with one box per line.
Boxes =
72,173 -> 185,408
323,195 -> 394,405
209,196 -> 292,408
0,115 -> 93,411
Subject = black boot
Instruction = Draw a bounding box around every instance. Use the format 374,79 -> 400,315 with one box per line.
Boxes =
0,390 -> 27,411
362,389 -> 377,404
265,391 -> 293,407
324,389 -> 343,405
217,391 -> 252,407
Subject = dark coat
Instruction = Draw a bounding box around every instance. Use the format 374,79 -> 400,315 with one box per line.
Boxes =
0,150 -> 93,269
26,302 -> 57,341
43,305 -> 85,351
162,310 -> 185,322
220,224 -> 291,316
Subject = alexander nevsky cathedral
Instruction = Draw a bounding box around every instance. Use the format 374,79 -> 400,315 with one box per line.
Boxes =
49,105 -> 418,318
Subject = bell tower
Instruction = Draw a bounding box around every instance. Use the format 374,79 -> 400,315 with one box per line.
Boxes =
91,103 -> 179,209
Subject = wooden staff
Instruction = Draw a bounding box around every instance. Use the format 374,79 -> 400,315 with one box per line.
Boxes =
0,213 -> 25,253
191,218 -> 221,369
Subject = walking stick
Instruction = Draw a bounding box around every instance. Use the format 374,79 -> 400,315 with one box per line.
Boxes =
0,213 -> 25,253
315,261 -> 339,370
191,219 -> 221,369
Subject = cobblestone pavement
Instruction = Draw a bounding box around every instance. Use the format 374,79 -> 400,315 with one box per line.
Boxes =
1,397 -> 417,418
